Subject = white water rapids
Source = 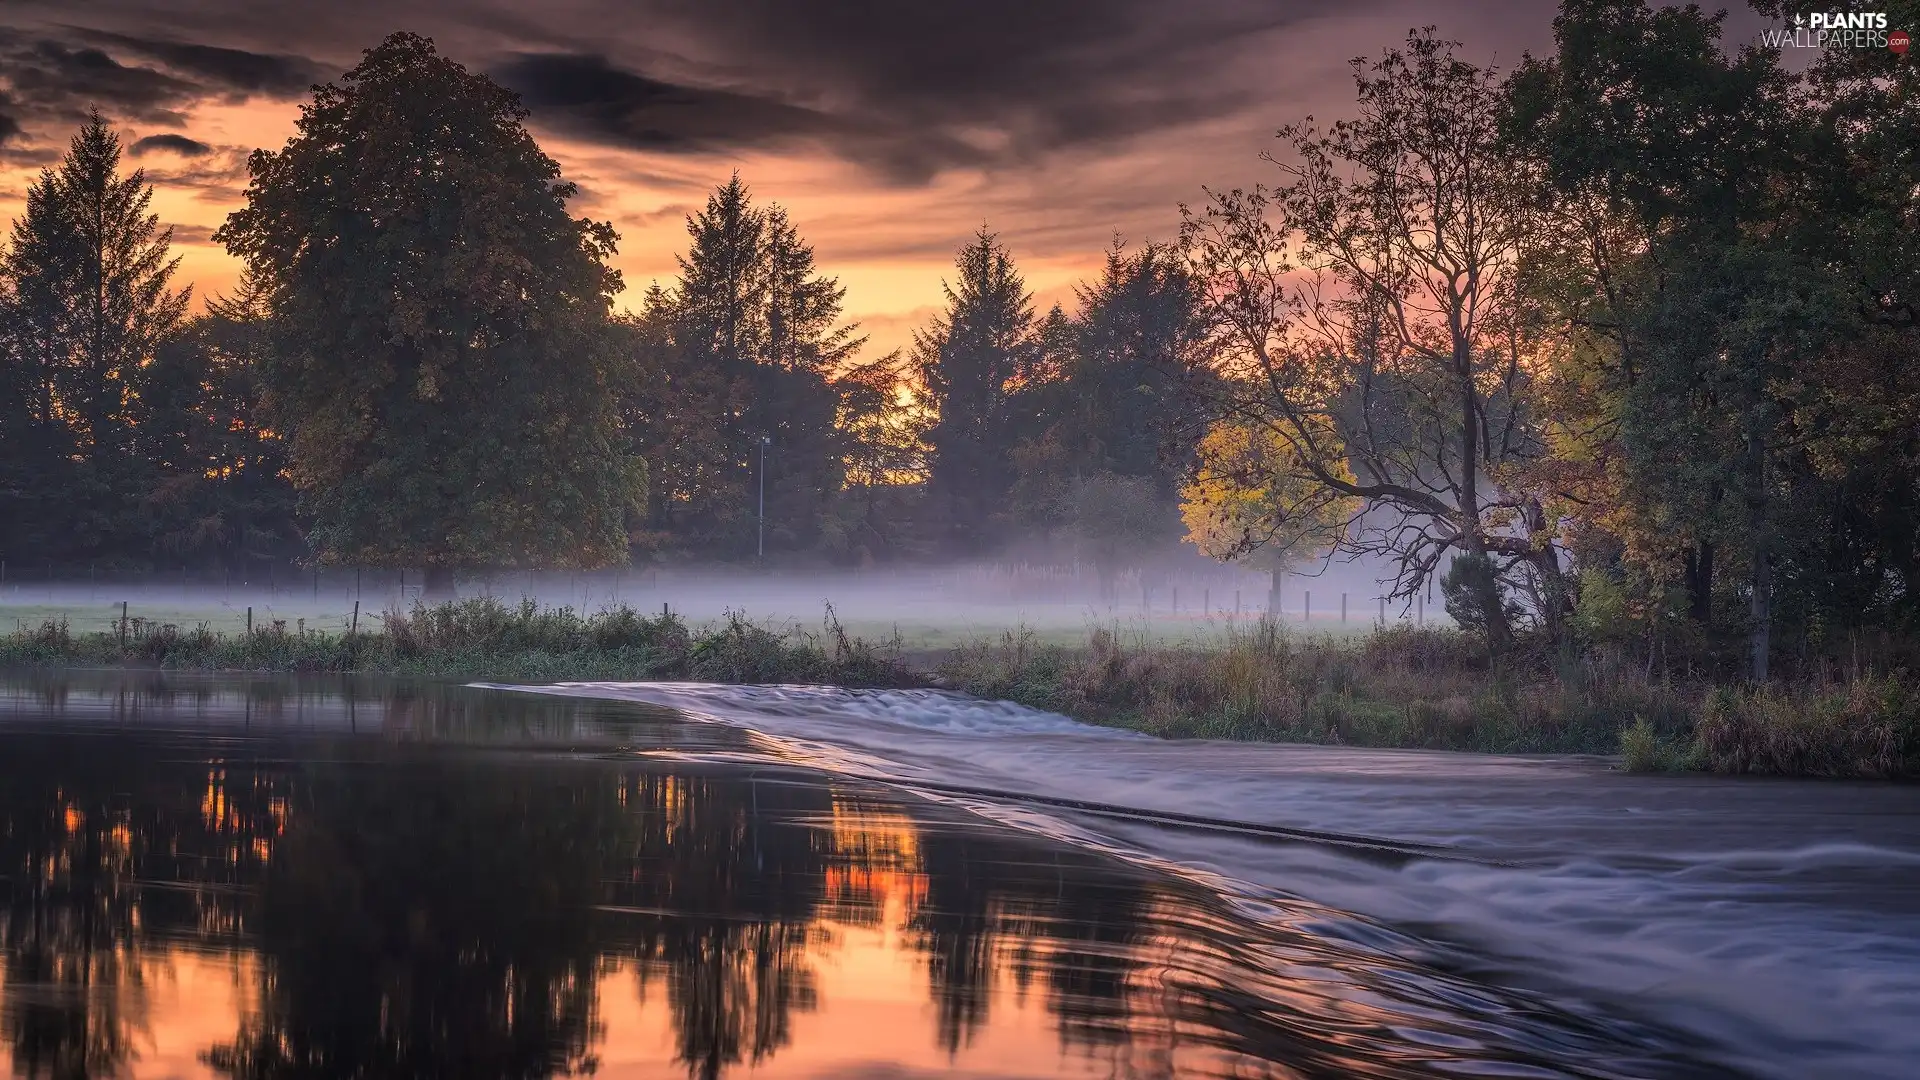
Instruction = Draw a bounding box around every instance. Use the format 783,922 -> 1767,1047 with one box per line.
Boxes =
490,680 -> 1920,1080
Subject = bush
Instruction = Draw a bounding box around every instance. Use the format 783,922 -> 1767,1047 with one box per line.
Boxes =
1618,715 -> 1699,773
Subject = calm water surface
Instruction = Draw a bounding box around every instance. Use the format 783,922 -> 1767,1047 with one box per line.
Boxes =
0,671 -> 1856,1078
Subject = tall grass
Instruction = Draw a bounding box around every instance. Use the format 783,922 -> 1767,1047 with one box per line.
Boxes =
939,617 -> 1652,752
1692,680 -> 1918,779
939,616 -> 1918,776
0,597 -> 919,688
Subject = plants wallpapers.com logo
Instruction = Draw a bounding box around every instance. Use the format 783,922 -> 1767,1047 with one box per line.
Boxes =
1759,12 -> 1910,52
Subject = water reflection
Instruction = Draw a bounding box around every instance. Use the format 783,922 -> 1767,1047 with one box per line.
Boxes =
0,672 -> 1733,1079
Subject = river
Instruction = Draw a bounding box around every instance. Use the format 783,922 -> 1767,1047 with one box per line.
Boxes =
1,671 -> 1912,1078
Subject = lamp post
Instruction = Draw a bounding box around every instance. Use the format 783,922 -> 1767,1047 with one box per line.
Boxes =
757,436 -> 772,561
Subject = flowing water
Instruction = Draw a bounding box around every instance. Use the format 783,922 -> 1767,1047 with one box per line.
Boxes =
1,672 -> 1913,1079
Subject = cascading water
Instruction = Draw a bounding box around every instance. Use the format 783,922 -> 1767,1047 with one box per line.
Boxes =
491,680 -> 1920,1080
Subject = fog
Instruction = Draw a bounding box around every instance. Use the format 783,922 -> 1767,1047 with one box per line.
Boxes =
1,551 -> 1450,640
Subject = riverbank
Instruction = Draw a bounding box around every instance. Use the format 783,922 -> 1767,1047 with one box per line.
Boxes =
3,598 -> 1913,779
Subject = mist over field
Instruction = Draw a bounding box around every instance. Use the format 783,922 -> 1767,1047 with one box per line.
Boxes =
1,552 -> 1440,642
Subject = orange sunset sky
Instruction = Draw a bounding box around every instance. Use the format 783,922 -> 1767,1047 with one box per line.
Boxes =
0,0 -> 1579,358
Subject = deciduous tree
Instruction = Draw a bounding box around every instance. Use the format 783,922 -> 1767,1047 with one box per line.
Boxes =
217,33 -> 643,596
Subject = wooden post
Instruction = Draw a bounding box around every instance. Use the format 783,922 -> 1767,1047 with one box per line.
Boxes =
120,601 -> 128,645
246,606 -> 252,635
1341,593 -> 1348,623
1172,587 -> 1179,614
1305,590 -> 1311,623
1417,594 -> 1424,626
351,600 -> 360,635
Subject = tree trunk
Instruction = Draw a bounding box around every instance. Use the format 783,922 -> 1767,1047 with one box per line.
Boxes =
1747,430 -> 1769,683
1458,357 -> 1480,541
423,565 -> 457,603
1684,541 -> 1715,624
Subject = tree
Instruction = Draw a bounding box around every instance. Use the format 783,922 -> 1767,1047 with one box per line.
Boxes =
1180,419 -> 1353,611
630,176 -> 870,559
217,33 -> 642,597
1180,31 -> 1561,631
1507,0 -> 1882,678
826,349 -> 931,563
914,228 -> 1037,553
138,270 -> 300,571
0,111 -> 190,568
1008,240 -> 1208,527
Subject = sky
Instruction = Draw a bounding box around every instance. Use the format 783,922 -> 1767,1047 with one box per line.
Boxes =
0,0 -> 1577,358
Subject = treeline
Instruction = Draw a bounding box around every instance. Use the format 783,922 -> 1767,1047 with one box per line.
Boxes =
3,4 -> 1918,684
0,34 -> 1198,587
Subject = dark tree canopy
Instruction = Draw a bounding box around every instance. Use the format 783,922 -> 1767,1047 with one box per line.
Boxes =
913,228 -> 1037,553
626,175 -> 871,560
217,31 -> 643,587
0,111 -> 191,568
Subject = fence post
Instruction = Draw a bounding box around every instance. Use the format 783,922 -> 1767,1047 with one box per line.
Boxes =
119,601 -> 128,646
1341,593 -> 1348,623
246,606 -> 253,635
1305,590 -> 1311,623
351,600 -> 360,636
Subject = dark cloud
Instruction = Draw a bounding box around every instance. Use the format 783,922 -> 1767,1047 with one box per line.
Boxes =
599,0 -> 1320,168
0,91 -> 20,146
66,28 -> 325,98
0,35 -> 199,124
494,52 -> 843,154
166,222 -> 217,244
492,51 -> 989,184
0,23 -> 323,161
131,131 -> 211,156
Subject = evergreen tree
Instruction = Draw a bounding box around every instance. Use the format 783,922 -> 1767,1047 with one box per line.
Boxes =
217,32 -> 643,596
913,228 -> 1035,553
633,176 -> 866,558
139,269 -> 300,571
1008,241 -> 1207,542
0,111 -> 190,568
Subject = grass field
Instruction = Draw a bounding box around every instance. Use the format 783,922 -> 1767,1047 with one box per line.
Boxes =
0,598 -> 1392,648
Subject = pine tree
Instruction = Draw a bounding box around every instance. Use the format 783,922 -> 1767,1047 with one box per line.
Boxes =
636,176 -> 867,557
913,228 -> 1035,553
0,111 -> 190,566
